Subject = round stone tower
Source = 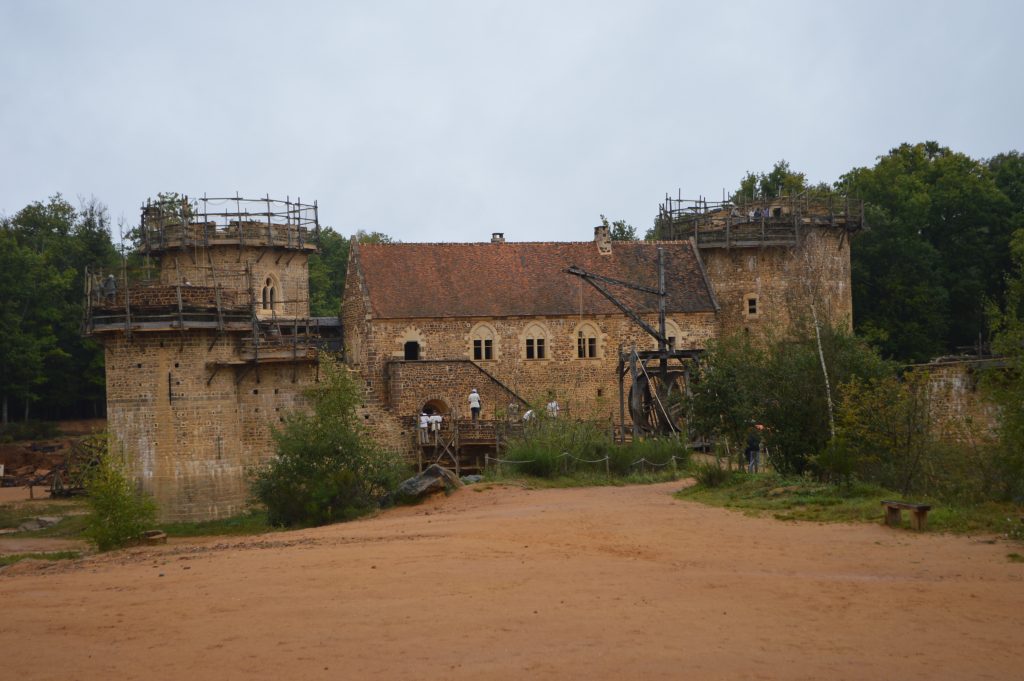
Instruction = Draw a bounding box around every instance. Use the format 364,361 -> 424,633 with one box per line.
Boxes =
85,195 -> 330,522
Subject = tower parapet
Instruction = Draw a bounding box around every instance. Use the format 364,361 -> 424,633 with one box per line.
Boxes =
656,192 -> 863,338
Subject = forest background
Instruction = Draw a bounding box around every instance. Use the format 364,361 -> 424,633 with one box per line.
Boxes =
2,140 -> 1022,424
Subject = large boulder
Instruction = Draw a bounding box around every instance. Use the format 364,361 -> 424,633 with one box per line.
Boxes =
396,464 -> 462,502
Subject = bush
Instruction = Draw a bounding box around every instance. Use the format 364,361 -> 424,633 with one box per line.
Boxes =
609,437 -> 687,476
503,419 -> 612,478
693,461 -> 733,488
251,356 -> 407,527
83,436 -> 157,551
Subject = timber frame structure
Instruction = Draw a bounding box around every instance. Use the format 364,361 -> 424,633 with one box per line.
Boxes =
658,191 -> 865,248
566,247 -> 702,440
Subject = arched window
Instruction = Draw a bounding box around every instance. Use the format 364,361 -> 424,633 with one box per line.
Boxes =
468,322 -> 498,362
575,322 -> 601,359
404,341 -> 420,360
261,274 -> 280,312
655,319 -> 683,350
522,322 -> 549,360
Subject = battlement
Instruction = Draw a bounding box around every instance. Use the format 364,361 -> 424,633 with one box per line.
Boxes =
139,195 -> 319,254
658,193 -> 864,248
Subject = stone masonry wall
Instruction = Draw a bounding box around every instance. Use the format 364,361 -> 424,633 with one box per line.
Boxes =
156,246 -> 310,318
347,311 -> 718,442
104,331 -> 314,522
920,359 -> 1001,445
700,227 -> 852,341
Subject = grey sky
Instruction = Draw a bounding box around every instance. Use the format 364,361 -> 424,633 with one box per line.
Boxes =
1,1 -> 1021,243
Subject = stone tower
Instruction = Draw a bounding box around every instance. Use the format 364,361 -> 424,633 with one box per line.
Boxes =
658,194 -> 864,340
85,195 -> 334,522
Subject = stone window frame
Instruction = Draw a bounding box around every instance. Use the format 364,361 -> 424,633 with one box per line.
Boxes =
744,293 -> 761,320
259,273 -> 282,314
652,319 -> 683,351
521,321 -> 551,361
573,321 -> 602,360
467,322 -> 499,363
394,325 -> 426,360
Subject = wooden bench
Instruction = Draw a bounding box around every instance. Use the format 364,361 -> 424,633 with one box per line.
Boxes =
881,500 -> 932,531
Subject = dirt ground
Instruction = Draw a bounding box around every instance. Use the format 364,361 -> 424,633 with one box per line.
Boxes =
2,482 -> 1022,681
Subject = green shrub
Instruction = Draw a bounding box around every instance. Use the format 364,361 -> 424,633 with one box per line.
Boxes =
693,461 -> 733,488
251,356 -> 407,527
503,419 -> 612,478
83,436 -> 157,551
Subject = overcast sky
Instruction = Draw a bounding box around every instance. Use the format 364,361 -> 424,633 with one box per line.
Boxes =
1,1 -> 1021,243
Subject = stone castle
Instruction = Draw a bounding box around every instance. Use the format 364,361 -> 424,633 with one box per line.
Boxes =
88,192 -> 862,521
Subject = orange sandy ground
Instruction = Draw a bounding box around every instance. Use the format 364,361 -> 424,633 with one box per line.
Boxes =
1,482 -> 1022,681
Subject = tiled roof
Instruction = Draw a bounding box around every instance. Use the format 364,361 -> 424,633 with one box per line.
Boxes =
355,240 -> 717,319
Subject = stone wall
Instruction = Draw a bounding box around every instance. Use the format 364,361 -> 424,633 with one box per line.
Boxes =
156,246 -> 310,318
919,359 -> 1001,445
104,331 -> 315,522
699,227 -> 852,340
344,306 -> 718,443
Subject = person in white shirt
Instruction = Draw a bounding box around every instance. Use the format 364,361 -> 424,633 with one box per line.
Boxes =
418,412 -> 429,444
468,388 -> 482,421
546,399 -> 560,418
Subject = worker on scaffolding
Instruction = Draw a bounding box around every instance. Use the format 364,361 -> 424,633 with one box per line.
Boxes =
102,274 -> 117,304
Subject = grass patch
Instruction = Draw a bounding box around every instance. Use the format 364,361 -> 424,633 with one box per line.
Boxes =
157,510 -> 274,538
0,499 -> 90,539
676,472 -> 1024,537
0,551 -> 81,567
485,469 -> 682,489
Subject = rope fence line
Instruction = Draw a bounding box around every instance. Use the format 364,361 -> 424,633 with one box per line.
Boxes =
484,452 -> 688,475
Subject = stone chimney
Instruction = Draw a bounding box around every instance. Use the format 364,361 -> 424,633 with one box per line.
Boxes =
491,232 -> 505,244
594,225 -> 612,254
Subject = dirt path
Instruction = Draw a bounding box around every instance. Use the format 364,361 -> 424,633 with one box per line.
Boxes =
2,482 -> 1021,680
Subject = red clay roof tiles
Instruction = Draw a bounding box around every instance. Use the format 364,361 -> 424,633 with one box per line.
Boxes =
355,240 -> 716,320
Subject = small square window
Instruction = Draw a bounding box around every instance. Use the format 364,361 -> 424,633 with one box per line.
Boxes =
747,297 -> 758,315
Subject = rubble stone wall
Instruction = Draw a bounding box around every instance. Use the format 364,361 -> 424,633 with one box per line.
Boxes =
104,331 -> 315,522
156,246 -> 310,318
699,227 -> 852,340
920,359 -> 1001,445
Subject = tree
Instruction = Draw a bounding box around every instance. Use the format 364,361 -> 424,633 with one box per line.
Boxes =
83,434 -> 157,551
688,326 -> 889,474
984,227 -> 1024,499
0,228 -> 68,423
600,215 -> 637,241
307,229 -> 395,318
308,228 -> 349,317
843,142 -> 1015,358
2,195 -> 119,420
251,356 -> 406,526
728,160 -> 824,203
